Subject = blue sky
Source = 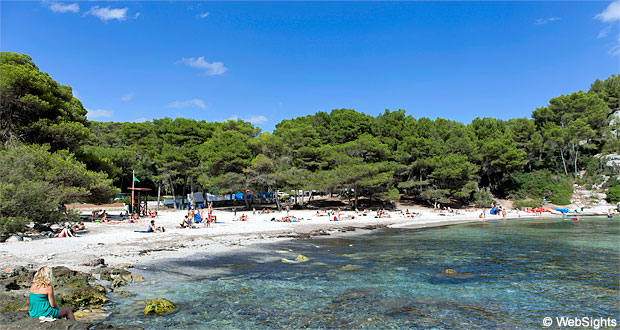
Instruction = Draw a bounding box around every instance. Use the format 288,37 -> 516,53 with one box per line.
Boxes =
2,1 -> 619,132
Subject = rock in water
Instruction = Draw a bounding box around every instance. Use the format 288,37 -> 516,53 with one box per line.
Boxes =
341,264 -> 363,271
144,298 -> 177,315
296,254 -> 310,262
73,308 -> 109,322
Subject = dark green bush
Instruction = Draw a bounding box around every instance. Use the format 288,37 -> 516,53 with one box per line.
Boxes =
0,144 -> 118,235
472,190 -> 494,208
513,199 -> 543,209
504,170 -> 572,205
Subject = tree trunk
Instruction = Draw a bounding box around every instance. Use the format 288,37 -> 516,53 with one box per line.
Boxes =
573,146 -> 579,180
300,190 -> 305,207
243,191 -> 250,210
560,148 -> 568,176
182,176 -> 187,204
190,176 -> 195,208
170,176 -> 177,210
354,186 -> 359,209
156,183 -> 161,212
275,189 -> 282,211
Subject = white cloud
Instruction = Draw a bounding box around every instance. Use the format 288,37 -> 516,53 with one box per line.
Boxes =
595,1 -> 620,22
72,89 -> 80,99
198,12 -> 210,19
134,117 -> 149,123
611,35 -> 620,56
121,92 -> 134,102
534,17 -> 560,25
246,115 -> 268,124
165,99 -> 206,109
598,25 -> 612,38
135,12 -> 141,19
87,6 -> 128,21
179,56 -> 227,76
46,2 -> 79,14
227,115 -> 268,124
87,109 -> 113,119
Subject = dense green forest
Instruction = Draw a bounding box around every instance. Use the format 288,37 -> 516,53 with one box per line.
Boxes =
1,52 -> 619,234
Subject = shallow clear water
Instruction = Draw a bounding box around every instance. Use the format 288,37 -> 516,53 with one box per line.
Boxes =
106,217 -> 620,329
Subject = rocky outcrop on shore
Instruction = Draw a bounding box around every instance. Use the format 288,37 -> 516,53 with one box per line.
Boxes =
0,264 -> 144,329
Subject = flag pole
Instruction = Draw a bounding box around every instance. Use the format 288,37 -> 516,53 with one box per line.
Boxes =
131,169 -> 135,215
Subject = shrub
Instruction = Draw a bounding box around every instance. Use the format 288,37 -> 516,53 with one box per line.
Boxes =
472,190 -> 494,208
0,144 -> 118,235
504,170 -> 573,205
608,185 -> 620,203
513,199 -> 543,209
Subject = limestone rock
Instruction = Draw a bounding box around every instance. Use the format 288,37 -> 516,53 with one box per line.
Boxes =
59,286 -> 109,308
114,290 -> 135,298
73,308 -> 109,322
143,298 -> 177,315
110,279 -> 126,288
296,254 -> 309,262
0,292 -> 29,312
341,264 -> 363,271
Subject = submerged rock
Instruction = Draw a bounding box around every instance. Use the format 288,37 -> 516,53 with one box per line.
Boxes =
296,254 -> 310,262
341,264 -> 364,271
114,290 -> 135,298
144,298 -> 177,315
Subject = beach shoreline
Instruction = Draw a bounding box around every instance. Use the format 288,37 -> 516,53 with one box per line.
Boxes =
0,207 -> 596,273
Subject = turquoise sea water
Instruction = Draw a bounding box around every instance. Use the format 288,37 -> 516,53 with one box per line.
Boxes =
106,217 -> 620,329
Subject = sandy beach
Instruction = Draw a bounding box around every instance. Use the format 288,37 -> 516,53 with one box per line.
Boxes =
0,207 -> 577,273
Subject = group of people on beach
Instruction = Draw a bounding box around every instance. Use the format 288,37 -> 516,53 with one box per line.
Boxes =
45,222 -> 85,238
178,204 -> 215,228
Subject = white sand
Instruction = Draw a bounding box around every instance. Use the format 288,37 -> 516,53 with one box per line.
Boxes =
0,208 -> 596,272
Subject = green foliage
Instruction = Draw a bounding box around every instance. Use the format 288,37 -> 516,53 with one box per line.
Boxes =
0,144 -> 118,234
513,199 -> 543,209
472,190 -> 495,208
606,186 -> 619,203
0,52 -> 88,151
606,176 -> 620,203
504,170 -> 572,205
4,52 -> 616,212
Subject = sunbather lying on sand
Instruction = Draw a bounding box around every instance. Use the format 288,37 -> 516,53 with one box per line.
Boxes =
273,215 -> 300,222
375,210 -> 391,218
47,227 -> 75,238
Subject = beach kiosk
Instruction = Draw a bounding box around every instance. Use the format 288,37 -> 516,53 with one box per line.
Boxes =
127,187 -> 152,216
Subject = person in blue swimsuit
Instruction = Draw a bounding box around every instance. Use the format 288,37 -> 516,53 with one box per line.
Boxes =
29,266 -> 75,320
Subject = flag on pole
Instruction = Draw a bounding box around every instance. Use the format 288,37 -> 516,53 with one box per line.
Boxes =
134,176 -> 140,183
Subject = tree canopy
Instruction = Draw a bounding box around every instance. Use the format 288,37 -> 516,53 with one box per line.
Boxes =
1,51 -> 618,235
